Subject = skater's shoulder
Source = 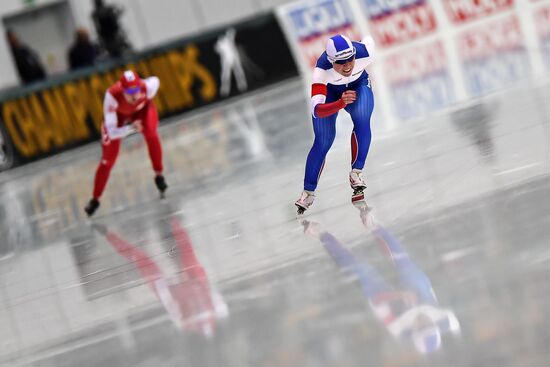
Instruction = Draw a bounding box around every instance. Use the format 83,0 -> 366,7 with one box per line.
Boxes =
107,82 -> 123,97
353,41 -> 370,59
315,52 -> 333,71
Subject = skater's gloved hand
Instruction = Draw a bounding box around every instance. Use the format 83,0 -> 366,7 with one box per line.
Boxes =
132,120 -> 143,132
340,90 -> 356,105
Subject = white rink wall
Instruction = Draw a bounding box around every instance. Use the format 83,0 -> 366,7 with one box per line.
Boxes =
276,0 -> 550,131
1,0 -> 549,124
0,0 -> 296,88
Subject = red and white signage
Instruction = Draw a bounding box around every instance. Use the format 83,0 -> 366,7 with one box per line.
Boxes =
534,5 -> 550,38
384,40 -> 447,83
458,15 -> 524,62
444,0 -> 514,24
383,40 -> 455,119
534,4 -> 550,70
280,0 -> 362,68
457,15 -> 530,96
360,0 -> 437,48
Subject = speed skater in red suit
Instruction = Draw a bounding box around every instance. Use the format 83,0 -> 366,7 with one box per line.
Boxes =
85,70 -> 167,217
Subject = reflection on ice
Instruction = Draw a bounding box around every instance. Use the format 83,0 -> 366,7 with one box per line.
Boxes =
91,216 -> 228,338
301,201 -> 460,354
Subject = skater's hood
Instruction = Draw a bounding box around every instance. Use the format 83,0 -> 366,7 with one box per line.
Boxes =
326,35 -> 356,63
120,70 -> 142,94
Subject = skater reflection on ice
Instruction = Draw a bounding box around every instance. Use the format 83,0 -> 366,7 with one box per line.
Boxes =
93,217 -> 228,338
226,100 -> 272,161
301,201 -> 460,354
450,101 -> 497,164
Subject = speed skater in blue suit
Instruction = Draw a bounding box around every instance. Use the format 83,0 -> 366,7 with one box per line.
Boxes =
295,34 -> 375,214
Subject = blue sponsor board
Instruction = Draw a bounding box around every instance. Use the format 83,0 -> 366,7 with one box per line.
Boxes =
391,71 -> 455,120
462,50 -> 530,97
287,0 -> 355,40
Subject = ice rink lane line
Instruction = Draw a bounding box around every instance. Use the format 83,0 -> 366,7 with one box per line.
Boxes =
493,162 -> 542,176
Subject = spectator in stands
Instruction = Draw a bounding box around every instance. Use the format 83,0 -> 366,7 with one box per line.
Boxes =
6,30 -> 46,85
68,28 -> 99,70
92,0 -> 132,58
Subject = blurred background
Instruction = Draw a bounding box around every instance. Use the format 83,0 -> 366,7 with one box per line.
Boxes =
1,0 -> 550,366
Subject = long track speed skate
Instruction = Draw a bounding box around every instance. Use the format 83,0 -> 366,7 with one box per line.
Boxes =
155,175 -> 168,199
349,169 -> 366,203
295,190 -> 315,215
84,198 -> 100,217
351,187 -> 365,203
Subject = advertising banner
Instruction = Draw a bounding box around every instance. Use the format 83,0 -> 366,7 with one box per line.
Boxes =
443,0 -> 514,24
358,0 -> 437,48
384,40 -> 455,119
534,4 -> 550,71
277,0 -> 363,70
457,14 -> 530,96
0,12 -> 298,171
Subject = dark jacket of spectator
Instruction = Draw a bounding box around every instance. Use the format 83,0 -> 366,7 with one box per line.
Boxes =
68,28 -> 98,70
6,30 -> 46,85
92,0 -> 132,58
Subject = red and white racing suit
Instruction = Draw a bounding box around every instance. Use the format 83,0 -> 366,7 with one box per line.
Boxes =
92,76 -> 162,199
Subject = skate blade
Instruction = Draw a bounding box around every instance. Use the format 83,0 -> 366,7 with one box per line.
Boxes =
295,203 -> 307,215
84,207 -> 97,217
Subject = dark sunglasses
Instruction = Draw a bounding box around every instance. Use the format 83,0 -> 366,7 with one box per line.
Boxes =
334,55 -> 355,65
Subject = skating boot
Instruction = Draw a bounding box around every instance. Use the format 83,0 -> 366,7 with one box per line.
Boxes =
84,198 -> 100,217
155,175 -> 168,198
295,190 -> 315,215
349,169 -> 367,203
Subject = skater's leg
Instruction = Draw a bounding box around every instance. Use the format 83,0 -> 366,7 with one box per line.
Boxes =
141,103 -> 163,175
346,80 -> 374,170
171,218 -> 207,280
140,103 -> 168,196
321,231 -> 390,298
304,113 -> 338,191
105,229 -> 163,283
373,226 -> 436,304
92,137 -> 122,199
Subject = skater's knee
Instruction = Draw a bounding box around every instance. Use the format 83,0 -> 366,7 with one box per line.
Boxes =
100,157 -> 116,168
143,128 -> 160,141
313,139 -> 334,154
351,118 -> 373,135
319,143 -> 332,154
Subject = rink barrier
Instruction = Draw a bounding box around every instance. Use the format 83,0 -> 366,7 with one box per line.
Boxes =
276,0 -> 550,129
0,12 -> 298,171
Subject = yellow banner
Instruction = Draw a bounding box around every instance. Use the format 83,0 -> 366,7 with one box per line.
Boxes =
1,44 -> 217,159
